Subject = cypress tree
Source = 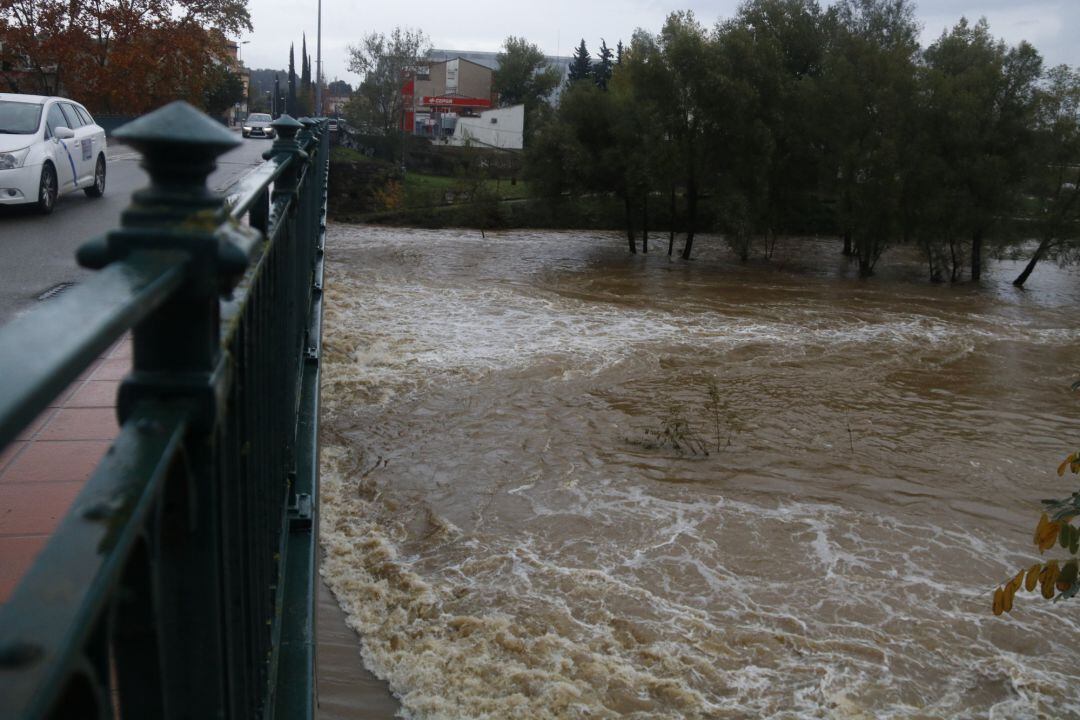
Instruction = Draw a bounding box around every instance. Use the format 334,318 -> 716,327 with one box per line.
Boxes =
568,39 -> 591,82
300,34 -> 311,115
288,43 -> 297,115
595,39 -> 613,90
616,40 -> 624,65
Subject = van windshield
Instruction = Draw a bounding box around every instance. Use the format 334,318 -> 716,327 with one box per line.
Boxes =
0,100 -> 44,134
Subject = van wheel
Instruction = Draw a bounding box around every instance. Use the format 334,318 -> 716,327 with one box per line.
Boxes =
84,155 -> 106,198
37,163 -> 57,214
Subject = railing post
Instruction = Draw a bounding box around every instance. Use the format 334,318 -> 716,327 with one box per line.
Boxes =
76,101 -> 260,719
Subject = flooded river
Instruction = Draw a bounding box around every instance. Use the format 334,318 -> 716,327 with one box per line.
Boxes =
318,225 -> 1080,719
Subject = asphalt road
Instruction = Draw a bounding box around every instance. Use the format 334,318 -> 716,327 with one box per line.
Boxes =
0,134 -> 272,325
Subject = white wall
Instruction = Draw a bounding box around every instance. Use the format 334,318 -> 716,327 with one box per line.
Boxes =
450,104 -> 524,150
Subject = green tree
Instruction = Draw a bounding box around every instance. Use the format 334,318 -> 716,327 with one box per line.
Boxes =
347,26 -> 431,135
819,0 -> 920,276
656,12 -> 713,260
568,39 -> 592,82
493,36 -> 561,139
204,66 -> 245,117
328,79 -> 353,96
594,40 -> 614,90
288,43 -> 297,115
729,0 -> 828,259
1013,65 -> 1080,287
299,34 -> 312,116
916,18 -> 1042,281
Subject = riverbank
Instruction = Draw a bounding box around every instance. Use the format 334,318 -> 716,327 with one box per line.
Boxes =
328,146 -> 836,236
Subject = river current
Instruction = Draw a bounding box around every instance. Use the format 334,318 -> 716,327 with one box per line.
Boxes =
318,224 -> 1080,719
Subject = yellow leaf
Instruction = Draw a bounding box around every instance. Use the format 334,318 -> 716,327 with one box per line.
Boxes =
1041,560 -> 1061,599
1025,563 -> 1040,592
1038,522 -> 1062,553
1003,583 -> 1015,612
1012,569 -> 1026,590
1035,513 -> 1050,543
1042,579 -> 1056,599
993,587 -> 1004,616
1059,459 -> 1069,476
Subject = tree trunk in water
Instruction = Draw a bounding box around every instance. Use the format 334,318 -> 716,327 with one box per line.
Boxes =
624,194 -> 636,254
642,194 -> 649,254
841,188 -> 854,256
668,185 -> 676,257
1013,237 -> 1051,287
971,228 -> 983,281
681,171 -> 697,260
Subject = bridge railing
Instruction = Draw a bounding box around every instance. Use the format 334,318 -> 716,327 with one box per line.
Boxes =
0,102 -> 327,719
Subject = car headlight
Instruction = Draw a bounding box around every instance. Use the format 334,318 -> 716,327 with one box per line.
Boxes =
0,147 -> 30,170
243,126 -> 252,131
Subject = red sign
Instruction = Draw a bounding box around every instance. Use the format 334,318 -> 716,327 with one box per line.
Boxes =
420,96 -> 492,108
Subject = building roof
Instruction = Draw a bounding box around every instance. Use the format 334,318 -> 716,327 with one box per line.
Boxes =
426,56 -> 493,73
429,49 -> 571,74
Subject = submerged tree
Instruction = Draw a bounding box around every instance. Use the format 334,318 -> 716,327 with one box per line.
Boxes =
820,0 -> 920,276
1013,65 -> 1080,287
915,18 -> 1042,282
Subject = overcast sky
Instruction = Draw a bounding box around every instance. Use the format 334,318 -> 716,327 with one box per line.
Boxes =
239,0 -> 1079,85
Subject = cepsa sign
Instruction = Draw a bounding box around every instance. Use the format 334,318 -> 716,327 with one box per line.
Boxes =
420,96 -> 492,108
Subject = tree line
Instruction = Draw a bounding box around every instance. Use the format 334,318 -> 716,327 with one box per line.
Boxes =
526,0 -> 1080,286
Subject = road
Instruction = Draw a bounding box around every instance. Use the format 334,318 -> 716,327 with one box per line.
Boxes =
0,134 -> 272,325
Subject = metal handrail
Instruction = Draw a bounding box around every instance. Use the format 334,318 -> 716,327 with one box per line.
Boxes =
0,103 -> 327,719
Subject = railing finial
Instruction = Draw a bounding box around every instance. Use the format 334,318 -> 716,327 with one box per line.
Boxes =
116,101 -> 240,204
263,114 -> 308,162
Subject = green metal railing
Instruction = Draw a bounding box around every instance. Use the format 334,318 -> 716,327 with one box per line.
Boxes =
0,102 -> 328,719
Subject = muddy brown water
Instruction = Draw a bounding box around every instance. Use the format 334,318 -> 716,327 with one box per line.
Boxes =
318,225 -> 1080,719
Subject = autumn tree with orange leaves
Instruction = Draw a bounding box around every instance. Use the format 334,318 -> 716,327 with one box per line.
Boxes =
0,0 -> 251,115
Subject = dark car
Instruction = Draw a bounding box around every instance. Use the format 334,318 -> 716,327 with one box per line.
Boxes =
243,113 -> 276,139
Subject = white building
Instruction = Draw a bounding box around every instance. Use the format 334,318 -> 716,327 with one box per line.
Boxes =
448,104 -> 524,150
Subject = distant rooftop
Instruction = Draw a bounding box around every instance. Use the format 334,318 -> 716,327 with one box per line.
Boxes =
429,49 -> 571,78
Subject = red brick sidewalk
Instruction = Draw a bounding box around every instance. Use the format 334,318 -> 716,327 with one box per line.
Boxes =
0,338 -> 129,602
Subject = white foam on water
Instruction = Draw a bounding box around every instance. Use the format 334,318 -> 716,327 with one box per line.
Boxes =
319,226 -> 1080,718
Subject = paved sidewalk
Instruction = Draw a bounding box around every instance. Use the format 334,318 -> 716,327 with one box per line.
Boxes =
0,337 -> 129,602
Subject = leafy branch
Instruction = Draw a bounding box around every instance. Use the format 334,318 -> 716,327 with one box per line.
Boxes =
993,451 -> 1080,615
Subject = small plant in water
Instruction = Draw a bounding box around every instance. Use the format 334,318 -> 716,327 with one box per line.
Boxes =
628,402 -> 709,455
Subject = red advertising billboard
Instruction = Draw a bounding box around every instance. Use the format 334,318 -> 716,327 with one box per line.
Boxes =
420,96 -> 492,108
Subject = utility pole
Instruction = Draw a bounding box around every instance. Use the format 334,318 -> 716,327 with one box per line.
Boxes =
315,0 -> 323,116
